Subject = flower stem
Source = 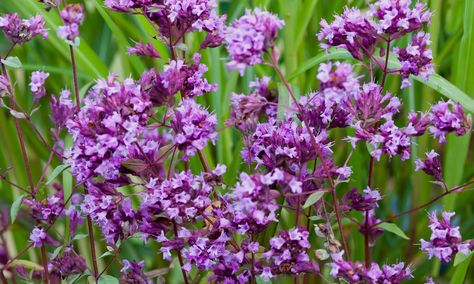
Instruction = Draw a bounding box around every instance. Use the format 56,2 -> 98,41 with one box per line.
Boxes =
172,221 -> 189,284
1,61 -> 35,194
40,244 -> 49,283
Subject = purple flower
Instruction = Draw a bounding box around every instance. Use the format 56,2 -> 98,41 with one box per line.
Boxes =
328,252 -> 369,283
29,227 -> 46,247
318,8 -> 378,60
343,187 -> 381,212
264,227 -> 317,277
141,171 -> 212,225
243,118 -> 331,173
394,31 -> 434,88
120,259 -> 149,283
81,183 -> 140,245
225,8 -> 284,75
420,211 -> 471,263
65,74 -> 151,182
428,100 -> 471,143
23,190 -> 64,223
58,4 -> 85,42
228,76 -> 277,132
50,247 -> 87,281
299,62 -> 360,130
169,99 -> 217,161
415,150 -> 442,181
29,71 -> 49,101
50,89 -> 76,128
368,0 -> 431,38
329,252 -> 412,283
368,262 -> 413,284
128,42 -> 160,58
0,13 -> 48,44
226,172 -> 280,234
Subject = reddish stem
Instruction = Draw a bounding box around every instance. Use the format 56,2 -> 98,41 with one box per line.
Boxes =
40,245 -> 49,282
173,222 -> 189,284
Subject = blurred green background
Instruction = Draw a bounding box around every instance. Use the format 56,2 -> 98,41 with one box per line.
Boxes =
0,0 -> 473,283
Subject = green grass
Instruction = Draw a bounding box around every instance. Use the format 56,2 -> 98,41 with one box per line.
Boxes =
0,0 -> 473,283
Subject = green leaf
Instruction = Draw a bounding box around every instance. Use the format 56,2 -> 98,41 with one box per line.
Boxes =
98,275 -> 119,284
45,164 -> 70,186
450,253 -> 473,284
377,222 -> 410,240
10,259 -> 43,271
72,234 -> 89,241
51,246 -> 63,260
454,251 -> 474,267
10,194 -> 27,223
1,57 -> 22,68
303,191 -> 325,209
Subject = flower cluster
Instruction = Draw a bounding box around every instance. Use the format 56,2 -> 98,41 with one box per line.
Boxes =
140,55 -> 216,106
242,118 -> 331,172
105,0 -> 225,48
420,211 -> 471,263
141,171 -> 213,225
128,42 -> 160,58
58,4 -> 85,42
0,13 -> 47,44
264,228 -> 317,278
50,89 -> 76,129
299,62 -> 360,129
81,183 -> 140,244
29,71 -> 49,101
23,190 -> 64,223
169,99 -> 217,161
319,0 -> 433,84
120,259 -> 149,283
29,227 -> 46,248
428,100 -> 471,143
394,31 -> 434,88
368,0 -> 431,38
65,75 -> 151,182
415,150 -> 443,181
329,252 -> 413,283
226,172 -> 280,234
50,247 -> 87,281
343,187 -> 381,212
228,76 -> 277,132
225,8 -> 284,75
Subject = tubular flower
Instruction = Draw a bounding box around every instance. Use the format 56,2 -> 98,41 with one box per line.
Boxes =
415,150 -> 443,181
428,100 -> 471,143
29,71 -> 49,101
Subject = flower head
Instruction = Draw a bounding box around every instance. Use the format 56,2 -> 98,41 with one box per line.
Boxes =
128,42 -> 160,58
29,227 -> 46,247
428,100 -> 471,143
66,74 -> 151,182
318,8 -> 377,60
415,150 -> 442,181
225,8 -> 284,75
170,99 -> 217,161
394,31 -> 434,88
420,211 -> 471,263
120,259 -> 149,283
29,71 -> 49,101
0,13 -> 48,44
58,4 -> 85,42
264,227 -> 317,277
